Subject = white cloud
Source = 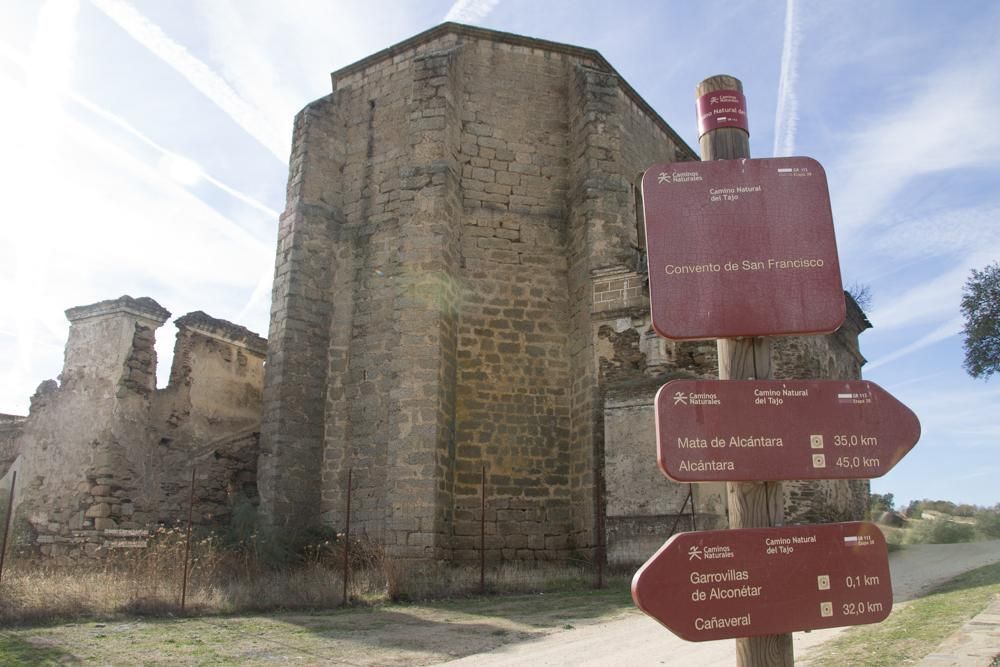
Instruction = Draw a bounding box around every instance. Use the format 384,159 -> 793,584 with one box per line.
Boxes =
444,0 -> 500,24
197,2 -> 302,151
830,44 -> 1000,241
864,316 -> 962,371
868,266 -> 968,333
898,382 -> 1000,445
872,205 -> 1000,264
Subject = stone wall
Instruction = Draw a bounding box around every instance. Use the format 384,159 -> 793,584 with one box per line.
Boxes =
7,297 -> 265,558
259,22 -> 871,563
258,23 -> 697,562
604,395 -> 727,565
0,414 -> 24,477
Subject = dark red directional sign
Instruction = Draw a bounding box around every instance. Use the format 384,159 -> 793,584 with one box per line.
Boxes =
642,157 -> 845,340
632,522 -> 892,642
655,379 -> 920,482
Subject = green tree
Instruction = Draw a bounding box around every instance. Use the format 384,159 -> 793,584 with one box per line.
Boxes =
975,505 -> 1000,539
869,492 -> 895,514
961,261 -> 1000,379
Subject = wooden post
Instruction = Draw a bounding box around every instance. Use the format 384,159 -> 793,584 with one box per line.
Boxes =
697,75 -> 792,667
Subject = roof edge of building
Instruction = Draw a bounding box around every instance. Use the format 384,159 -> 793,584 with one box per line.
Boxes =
330,22 -> 698,161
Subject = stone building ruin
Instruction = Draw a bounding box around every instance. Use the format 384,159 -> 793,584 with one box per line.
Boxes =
1,296 -> 264,557
1,23 -> 872,565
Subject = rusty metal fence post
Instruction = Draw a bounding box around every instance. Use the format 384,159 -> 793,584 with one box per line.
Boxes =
180,466 -> 196,612
342,468 -> 352,606
480,465 -> 486,594
0,471 -> 16,585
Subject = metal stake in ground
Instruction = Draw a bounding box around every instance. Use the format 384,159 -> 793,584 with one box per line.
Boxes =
0,471 -> 17,584
181,465 -> 196,613
480,465 -> 486,594
697,74 -> 792,667
342,468 -> 352,606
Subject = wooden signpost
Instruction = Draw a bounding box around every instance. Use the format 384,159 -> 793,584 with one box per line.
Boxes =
632,75 -> 921,667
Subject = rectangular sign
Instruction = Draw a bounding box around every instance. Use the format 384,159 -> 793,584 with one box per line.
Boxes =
655,379 -> 920,482
632,522 -> 892,642
642,157 -> 845,340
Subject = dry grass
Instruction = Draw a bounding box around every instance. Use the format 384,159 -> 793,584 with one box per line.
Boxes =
0,528 -> 605,626
0,526 -> 346,625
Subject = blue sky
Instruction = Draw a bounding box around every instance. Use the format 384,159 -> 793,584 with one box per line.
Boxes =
1,1 -> 997,508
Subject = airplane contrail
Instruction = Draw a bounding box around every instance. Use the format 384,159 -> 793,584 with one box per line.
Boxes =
773,0 -> 800,157
90,0 -> 289,164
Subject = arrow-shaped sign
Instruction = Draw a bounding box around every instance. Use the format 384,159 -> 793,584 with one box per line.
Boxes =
656,379 -> 920,482
632,522 -> 892,642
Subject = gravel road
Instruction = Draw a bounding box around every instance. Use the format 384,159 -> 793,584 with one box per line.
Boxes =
437,541 -> 1000,667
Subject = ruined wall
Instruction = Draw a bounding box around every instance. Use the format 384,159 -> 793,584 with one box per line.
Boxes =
154,312 -> 266,527
11,296 -> 170,557
8,297 -> 265,559
0,414 -> 24,477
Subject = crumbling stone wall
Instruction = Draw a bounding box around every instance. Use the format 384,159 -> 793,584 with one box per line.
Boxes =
154,311 -> 266,527
11,296 -> 171,557
0,414 -> 24,477
8,297 -> 265,559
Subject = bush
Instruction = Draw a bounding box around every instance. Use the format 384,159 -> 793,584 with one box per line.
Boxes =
954,504 -> 978,518
975,508 -> 1000,539
906,518 -> 976,545
919,499 -> 959,515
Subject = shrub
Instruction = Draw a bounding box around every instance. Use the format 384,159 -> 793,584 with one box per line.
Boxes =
975,508 -> 1000,539
905,518 -> 975,545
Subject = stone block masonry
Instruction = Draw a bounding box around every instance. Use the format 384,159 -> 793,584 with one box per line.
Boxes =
5,297 -> 267,559
259,23 -> 873,564
259,23 -> 698,562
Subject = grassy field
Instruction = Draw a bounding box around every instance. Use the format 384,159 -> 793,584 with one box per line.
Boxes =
799,560 -> 1000,666
2,552 -> 998,666
0,582 -> 634,666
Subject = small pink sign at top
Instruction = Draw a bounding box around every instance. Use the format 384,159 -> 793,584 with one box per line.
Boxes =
697,89 -> 749,136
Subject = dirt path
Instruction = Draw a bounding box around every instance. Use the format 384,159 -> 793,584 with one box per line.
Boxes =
4,542 -> 999,666
435,541 -> 1000,666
